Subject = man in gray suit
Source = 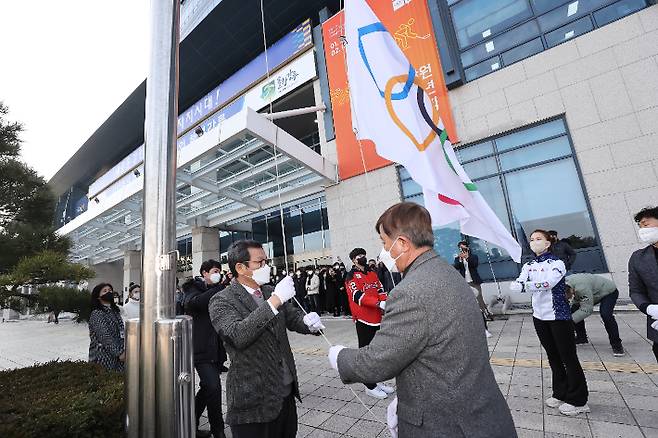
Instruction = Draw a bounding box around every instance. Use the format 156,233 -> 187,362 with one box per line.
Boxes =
209,240 -> 325,438
629,207 -> 658,362
328,202 -> 516,437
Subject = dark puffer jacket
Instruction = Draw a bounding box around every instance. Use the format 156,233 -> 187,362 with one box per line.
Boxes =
182,277 -> 227,364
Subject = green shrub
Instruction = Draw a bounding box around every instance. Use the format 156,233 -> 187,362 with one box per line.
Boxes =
37,286 -> 92,323
0,360 -> 124,438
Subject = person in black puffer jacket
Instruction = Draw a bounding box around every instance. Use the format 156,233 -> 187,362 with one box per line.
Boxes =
182,259 -> 228,438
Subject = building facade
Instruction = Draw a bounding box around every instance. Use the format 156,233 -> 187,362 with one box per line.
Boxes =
51,0 -> 658,301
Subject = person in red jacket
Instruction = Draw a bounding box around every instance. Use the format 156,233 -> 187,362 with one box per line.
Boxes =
345,247 -> 395,399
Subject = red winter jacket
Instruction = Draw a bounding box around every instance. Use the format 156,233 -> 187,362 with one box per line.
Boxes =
345,268 -> 387,326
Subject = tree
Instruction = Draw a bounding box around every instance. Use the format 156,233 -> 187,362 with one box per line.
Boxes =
0,250 -> 95,322
0,102 -> 70,273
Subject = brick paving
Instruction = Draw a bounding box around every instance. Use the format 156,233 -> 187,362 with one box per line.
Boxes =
1,311 -> 657,437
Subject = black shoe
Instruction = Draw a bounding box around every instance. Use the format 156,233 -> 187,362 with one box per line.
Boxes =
196,430 -> 211,438
574,336 -> 589,345
612,345 -> 625,357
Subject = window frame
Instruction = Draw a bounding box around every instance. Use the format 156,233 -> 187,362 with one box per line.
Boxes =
398,115 -> 608,279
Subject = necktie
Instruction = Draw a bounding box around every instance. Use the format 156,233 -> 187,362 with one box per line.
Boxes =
253,289 -> 262,298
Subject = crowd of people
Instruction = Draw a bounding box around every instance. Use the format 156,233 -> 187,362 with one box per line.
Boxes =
84,203 -> 658,437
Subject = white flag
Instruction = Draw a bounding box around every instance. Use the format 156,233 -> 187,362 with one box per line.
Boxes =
345,0 -> 521,262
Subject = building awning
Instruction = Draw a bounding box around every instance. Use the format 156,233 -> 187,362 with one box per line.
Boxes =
59,108 -> 337,265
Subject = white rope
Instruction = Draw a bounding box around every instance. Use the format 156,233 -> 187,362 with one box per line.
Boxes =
258,1 -> 386,426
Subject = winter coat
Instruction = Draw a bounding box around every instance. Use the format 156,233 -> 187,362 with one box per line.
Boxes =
88,306 -> 125,372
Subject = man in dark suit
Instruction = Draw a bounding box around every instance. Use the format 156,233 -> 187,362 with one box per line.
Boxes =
328,203 -> 516,437
453,241 -> 492,321
182,259 -> 228,438
629,207 -> 658,362
209,240 -> 325,438
549,230 -> 578,271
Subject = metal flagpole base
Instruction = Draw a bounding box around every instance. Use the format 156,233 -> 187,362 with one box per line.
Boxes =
126,316 -> 195,438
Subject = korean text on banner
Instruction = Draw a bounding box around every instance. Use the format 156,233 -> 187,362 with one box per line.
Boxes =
322,0 -> 457,180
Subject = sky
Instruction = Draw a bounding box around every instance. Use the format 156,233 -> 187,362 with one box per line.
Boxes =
0,1 -> 150,180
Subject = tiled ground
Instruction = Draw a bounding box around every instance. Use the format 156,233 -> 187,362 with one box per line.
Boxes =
1,312 -> 657,437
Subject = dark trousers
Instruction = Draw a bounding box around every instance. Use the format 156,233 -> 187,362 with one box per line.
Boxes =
230,392 -> 297,438
654,342 -> 658,363
533,318 -> 588,406
572,291 -> 622,348
308,294 -> 320,313
195,362 -> 224,435
355,321 -> 380,390
326,289 -> 340,315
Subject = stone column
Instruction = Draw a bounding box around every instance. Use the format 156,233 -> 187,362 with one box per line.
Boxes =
191,226 -> 219,276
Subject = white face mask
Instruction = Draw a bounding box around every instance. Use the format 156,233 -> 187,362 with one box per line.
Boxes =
638,227 -> 658,244
209,272 -> 222,284
529,240 -> 550,255
252,265 -> 271,286
379,237 -> 402,273
132,292 -> 140,301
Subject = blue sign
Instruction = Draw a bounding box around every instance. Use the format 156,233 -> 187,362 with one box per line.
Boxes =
176,96 -> 245,150
177,18 -> 312,133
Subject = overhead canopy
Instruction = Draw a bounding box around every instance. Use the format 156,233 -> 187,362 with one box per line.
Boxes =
60,109 -> 337,264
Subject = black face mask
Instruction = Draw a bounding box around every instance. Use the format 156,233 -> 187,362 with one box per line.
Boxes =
101,292 -> 114,302
356,256 -> 367,267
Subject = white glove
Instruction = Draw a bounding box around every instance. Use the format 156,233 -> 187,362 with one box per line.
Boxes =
272,275 -> 296,303
303,312 -> 326,333
387,396 -> 398,438
647,304 -> 658,320
509,281 -> 523,292
379,301 -> 386,311
328,345 -> 345,371
652,319 -> 658,331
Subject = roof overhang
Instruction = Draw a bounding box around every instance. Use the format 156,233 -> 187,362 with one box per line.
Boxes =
59,108 -> 337,265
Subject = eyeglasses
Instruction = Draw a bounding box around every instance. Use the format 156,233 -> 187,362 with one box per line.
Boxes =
244,259 -> 270,268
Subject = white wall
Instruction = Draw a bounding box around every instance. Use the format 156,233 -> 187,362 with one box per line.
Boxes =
448,5 -> 658,298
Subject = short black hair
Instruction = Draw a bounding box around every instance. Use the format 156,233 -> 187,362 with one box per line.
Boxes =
200,259 -> 222,276
349,248 -> 366,261
128,283 -> 140,293
548,230 -> 558,235
227,240 -> 263,277
457,241 -> 468,248
634,206 -> 658,223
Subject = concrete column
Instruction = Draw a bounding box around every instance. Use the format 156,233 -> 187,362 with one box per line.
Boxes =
123,250 -> 142,297
191,226 -> 219,276
89,260 -> 124,295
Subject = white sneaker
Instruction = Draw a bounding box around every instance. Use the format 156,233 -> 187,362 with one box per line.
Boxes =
485,330 -> 492,338
377,383 -> 395,394
545,397 -> 564,408
365,386 -> 388,399
559,403 -> 590,416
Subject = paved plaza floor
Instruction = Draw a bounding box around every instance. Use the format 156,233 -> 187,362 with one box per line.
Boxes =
1,312 -> 657,437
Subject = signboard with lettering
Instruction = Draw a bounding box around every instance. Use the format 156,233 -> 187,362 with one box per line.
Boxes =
322,1 -> 457,179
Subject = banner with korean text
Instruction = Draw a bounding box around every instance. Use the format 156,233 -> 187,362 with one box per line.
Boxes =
322,0 -> 457,180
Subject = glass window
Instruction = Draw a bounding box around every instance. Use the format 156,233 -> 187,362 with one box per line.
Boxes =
594,0 -> 647,26
464,56 -> 502,82
499,136 -> 572,170
301,204 -> 323,252
545,15 -> 594,47
460,20 -> 540,67
401,178 -> 423,197
530,0 -> 570,14
451,0 -> 649,82
456,141 -> 494,163
286,209 -> 303,255
496,118 -> 565,151
398,118 -> 606,279
501,37 -> 544,66
462,157 -> 498,179
451,0 -> 533,48
538,0 -> 609,32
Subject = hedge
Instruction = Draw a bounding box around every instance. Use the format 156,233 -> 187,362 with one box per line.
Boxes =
0,360 -> 123,438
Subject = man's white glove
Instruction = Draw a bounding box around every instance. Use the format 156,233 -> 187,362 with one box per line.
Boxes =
647,304 -> 658,320
509,281 -> 523,292
387,396 -> 398,438
652,319 -> 658,331
272,276 -> 296,303
379,301 -> 386,311
303,312 -> 326,333
328,345 -> 345,371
